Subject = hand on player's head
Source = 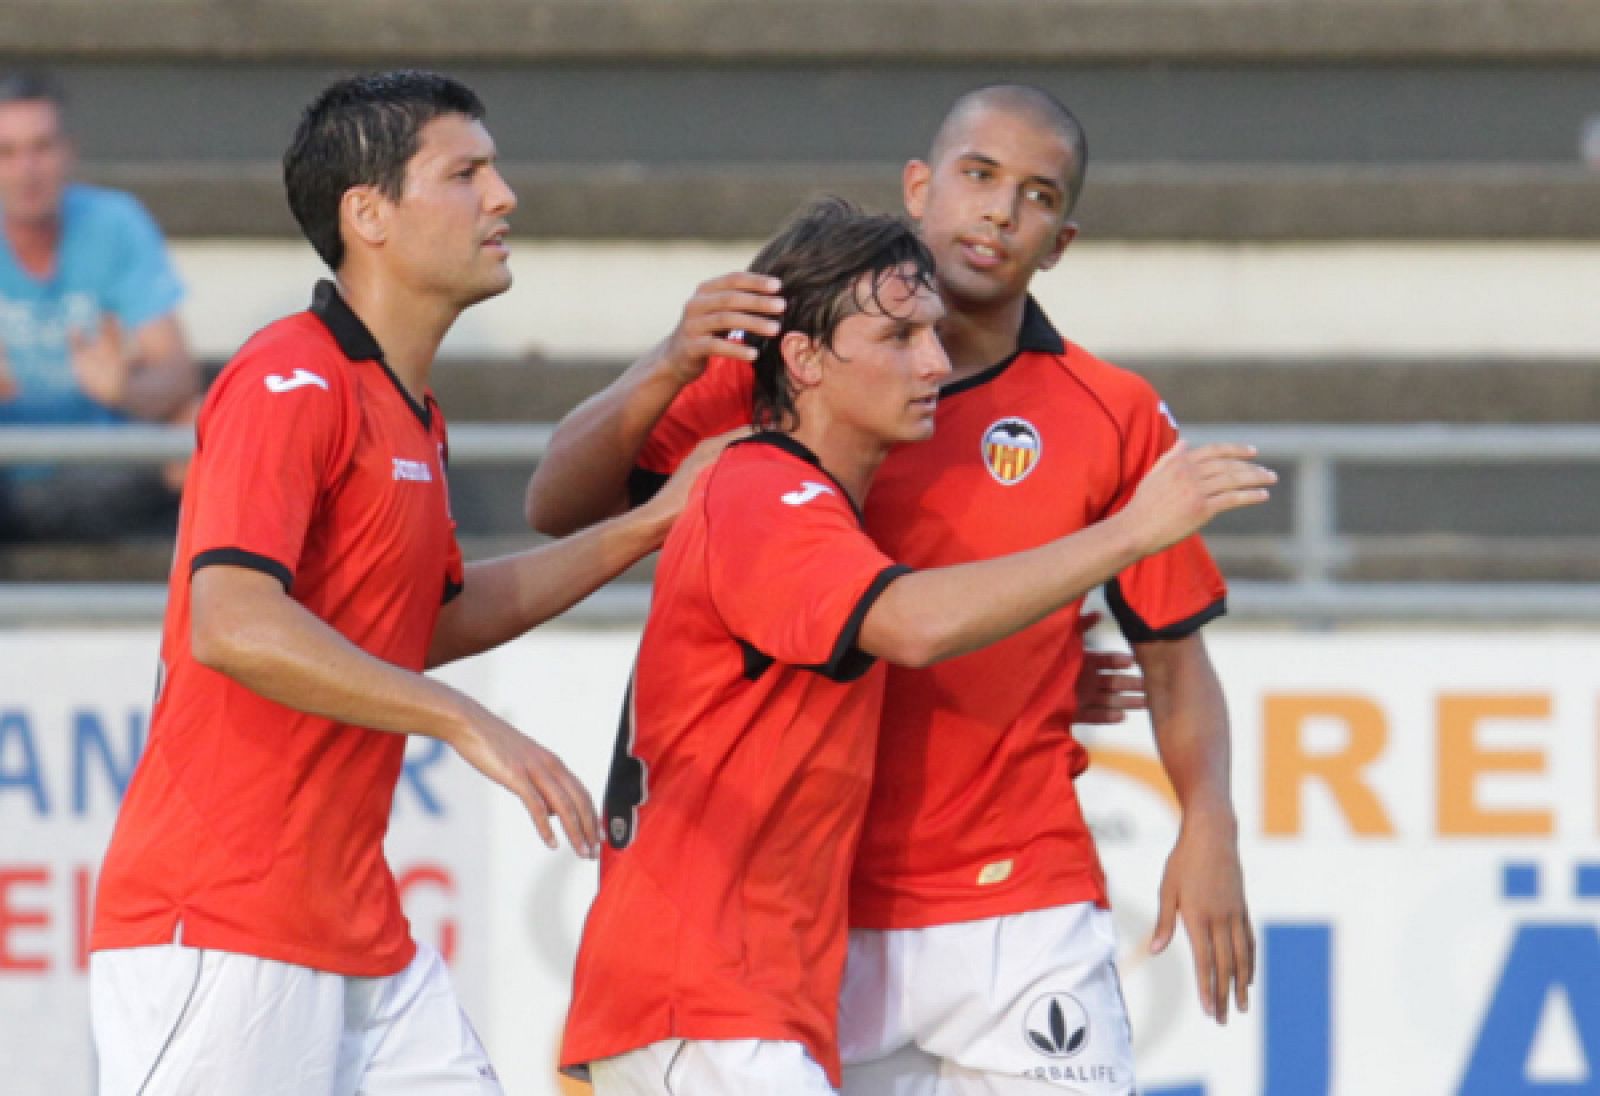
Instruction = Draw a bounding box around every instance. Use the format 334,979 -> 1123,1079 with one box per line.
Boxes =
662,272 -> 786,383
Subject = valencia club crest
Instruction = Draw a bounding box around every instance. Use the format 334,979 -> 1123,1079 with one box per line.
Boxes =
983,417 -> 1042,485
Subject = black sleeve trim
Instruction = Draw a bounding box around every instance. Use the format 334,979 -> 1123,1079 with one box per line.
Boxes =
806,564 -> 913,683
190,548 -> 293,592
738,639 -> 777,682
1105,576 -> 1226,643
627,466 -> 669,509
442,576 -> 465,605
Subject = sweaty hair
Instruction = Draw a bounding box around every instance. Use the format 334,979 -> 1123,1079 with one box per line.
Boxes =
283,70 -> 484,271
747,197 -> 937,431
0,70 -> 67,111
927,83 -> 1089,213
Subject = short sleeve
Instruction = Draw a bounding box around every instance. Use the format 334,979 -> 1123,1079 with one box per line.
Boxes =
1104,390 -> 1228,642
103,194 -> 184,331
187,350 -> 352,590
703,456 -> 907,682
629,355 -> 755,505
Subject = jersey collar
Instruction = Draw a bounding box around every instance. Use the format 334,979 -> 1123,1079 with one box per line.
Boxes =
309,280 -> 434,430
1017,295 -> 1065,355
736,431 -> 866,524
940,296 -> 1066,399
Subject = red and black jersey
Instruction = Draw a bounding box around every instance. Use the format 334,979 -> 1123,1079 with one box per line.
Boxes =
630,298 -> 1226,930
92,281 -> 464,976
562,434 -> 907,1086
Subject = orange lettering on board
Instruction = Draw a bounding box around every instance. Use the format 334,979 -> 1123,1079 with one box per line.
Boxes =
1436,694 -> 1552,837
1263,694 -> 1394,837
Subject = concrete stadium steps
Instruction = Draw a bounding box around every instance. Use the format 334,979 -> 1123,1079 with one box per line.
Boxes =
7,0 -> 1596,589
81,163 -> 1600,244
12,2 -> 1600,245
167,241 -> 1600,364
11,0 -> 1599,62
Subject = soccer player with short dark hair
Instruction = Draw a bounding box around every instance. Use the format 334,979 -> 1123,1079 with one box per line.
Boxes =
558,198 -> 1271,1095
88,70 -> 703,1095
532,85 -> 1258,1095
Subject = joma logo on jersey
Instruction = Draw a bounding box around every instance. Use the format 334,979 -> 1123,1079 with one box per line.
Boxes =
1023,992 -> 1089,1059
263,368 -> 328,394
983,418 -> 1042,485
782,481 -> 835,506
392,458 -> 433,483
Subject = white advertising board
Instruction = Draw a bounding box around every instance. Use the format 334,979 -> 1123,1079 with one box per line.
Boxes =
3,627 -> 1597,1096
0,630 -> 493,1094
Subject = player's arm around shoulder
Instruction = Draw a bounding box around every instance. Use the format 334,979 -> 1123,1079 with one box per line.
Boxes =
432,428 -> 739,668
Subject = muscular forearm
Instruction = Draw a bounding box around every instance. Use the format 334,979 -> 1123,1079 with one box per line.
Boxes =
524,340 -> 690,535
430,501 -> 673,666
1139,635 -> 1236,824
191,568 -> 478,746
861,515 -> 1145,668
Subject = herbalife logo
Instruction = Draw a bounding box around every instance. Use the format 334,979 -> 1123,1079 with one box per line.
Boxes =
1023,992 -> 1089,1059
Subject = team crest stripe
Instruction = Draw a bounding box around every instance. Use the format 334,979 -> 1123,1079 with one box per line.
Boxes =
981,417 -> 1043,485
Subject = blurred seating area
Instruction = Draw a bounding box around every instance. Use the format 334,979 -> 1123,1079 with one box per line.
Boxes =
4,0 -> 1600,603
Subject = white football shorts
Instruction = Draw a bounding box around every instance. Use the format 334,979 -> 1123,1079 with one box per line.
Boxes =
839,902 -> 1137,1096
89,935 -> 500,1096
589,1038 -> 837,1096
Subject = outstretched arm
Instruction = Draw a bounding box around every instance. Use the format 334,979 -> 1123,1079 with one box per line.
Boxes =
860,442 -> 1274,667
525,272 -> 783,535
1140,633 -> 1254,1025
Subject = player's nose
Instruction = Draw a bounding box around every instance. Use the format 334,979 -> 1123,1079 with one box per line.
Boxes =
484,166 -> 517,216
920,334 -> 953,379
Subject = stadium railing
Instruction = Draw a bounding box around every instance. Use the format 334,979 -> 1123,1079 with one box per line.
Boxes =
5,423 -> 1600,626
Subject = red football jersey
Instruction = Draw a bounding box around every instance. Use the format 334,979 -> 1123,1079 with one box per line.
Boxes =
562,435 -> 908,1085
91,282 -> 465,976
631,299 -> 1225,929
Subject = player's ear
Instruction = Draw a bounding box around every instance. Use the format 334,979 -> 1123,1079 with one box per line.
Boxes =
341,185 -> 388,250
1038,220 -> 1078,272
902,159 -> 932,221
780,330 -> 823,390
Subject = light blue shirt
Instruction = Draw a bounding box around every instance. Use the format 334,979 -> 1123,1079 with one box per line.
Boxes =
0,184 -> 184,425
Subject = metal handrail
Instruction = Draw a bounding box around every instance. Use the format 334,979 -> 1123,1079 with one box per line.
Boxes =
5,422 -> 1600,626
8,421 -> 1600,462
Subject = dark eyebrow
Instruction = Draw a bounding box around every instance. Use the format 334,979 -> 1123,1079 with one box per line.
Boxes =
447,152 -> 496,171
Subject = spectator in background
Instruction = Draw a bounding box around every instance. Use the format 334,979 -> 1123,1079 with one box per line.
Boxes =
0,70 -> 198,541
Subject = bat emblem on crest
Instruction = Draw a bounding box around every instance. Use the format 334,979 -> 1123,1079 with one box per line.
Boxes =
982,417 -> 1042,485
